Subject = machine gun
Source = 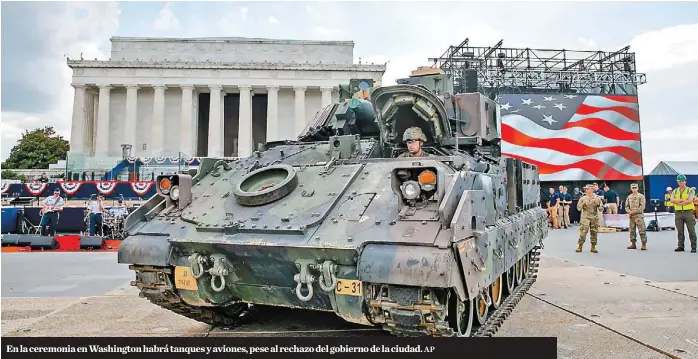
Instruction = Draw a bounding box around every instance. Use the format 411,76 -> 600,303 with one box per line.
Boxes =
295,79 -> 379,143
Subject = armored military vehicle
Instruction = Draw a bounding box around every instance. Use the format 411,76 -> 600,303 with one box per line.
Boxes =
118,82 -> 548,337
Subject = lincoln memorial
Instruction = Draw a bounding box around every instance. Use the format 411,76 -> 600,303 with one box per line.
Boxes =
66,36 -> 386,169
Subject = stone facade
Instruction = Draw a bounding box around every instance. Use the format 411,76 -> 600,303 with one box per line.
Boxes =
67,37 -> 385,167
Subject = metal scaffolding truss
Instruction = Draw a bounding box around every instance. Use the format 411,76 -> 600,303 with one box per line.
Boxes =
428,38 -> 647,98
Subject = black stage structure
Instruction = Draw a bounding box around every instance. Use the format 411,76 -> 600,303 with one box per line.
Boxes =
427,37 -> 647,98
427,38 -> 653,219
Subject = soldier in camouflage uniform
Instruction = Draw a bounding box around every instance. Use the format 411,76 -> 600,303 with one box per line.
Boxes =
576,184 -> 603,253
398,127 -> 432,158
625,183 -> 647,250
593,182 -> 605,226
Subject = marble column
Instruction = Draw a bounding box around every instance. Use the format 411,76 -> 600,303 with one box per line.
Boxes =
70,84 -> 87,153
321,86 -> 333,108
238,85 -> 253,157
88,90 -> 98,156
124,85 -> 139,156
265,85 -> 279,142
294,86 -> 307,137
151,85 -> 167,155
179,85 -> 195,157
208,85 -> 224,157
95,84 -> 112,157
84,90 -> 96,155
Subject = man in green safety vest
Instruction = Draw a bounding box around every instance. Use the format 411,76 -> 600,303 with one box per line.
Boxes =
670,174 -> 697,253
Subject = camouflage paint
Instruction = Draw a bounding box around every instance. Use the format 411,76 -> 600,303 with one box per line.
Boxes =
118,84 -> 549,337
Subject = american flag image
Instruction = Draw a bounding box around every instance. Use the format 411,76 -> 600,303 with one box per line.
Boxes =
498,94 -> 643,182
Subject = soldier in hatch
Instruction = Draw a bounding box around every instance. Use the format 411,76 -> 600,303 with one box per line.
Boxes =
625,183 -> 647,250
398,127 -> 432,158
576,184 -> 603,253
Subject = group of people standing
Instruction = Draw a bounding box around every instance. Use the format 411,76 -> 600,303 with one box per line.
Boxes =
574,174 -> 697,254
573,182 -> 647,253
546,183 -> 619,230
544,175 -> 697,254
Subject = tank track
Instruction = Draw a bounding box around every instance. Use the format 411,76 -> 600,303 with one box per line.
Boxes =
127,265 -> 255,329
382,243 -> 543,337
470,244 -> 542,337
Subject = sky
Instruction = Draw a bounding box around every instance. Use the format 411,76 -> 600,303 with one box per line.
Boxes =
1,1 -> 698,174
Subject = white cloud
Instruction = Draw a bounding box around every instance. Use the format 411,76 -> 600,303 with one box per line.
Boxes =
240,6 -> 248,20
576,37 -> 598,50
627,24 -> 698,173
358,24 -> 503,86
313,27 -> 342,36
629,23 -> 698,72
153,3 -> 179,31
267,16 -> 279,24
1,2 -> 120,161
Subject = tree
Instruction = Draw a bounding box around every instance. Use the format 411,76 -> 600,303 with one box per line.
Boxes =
1,126 -> 69,169
1,169 -> 27,182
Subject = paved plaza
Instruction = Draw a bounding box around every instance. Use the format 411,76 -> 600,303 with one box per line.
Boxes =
2,226 -> 697,359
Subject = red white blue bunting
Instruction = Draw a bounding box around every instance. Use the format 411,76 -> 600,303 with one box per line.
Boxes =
130,181 -> 153,196
125,156 -> 138,164
59,181 -> 82,195
25,183 -> 48,196
95,181 -> 118,195
1,183 -> 10,194
186,157 -> 198,164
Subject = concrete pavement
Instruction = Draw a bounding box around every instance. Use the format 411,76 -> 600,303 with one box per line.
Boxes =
541,226 -> 697,282
1,252 -> 134,298
2,227 -> 697,358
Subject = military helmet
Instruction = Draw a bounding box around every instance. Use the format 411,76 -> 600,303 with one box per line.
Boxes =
403,127 -> 427,142
677,174 -> 687,181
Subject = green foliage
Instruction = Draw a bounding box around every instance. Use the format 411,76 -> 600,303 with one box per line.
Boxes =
1,126 -> 69,169
1,169 -> 27,182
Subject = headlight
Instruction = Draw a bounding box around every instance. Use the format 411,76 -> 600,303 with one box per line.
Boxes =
170,185 -> 180,201
401,180 -> 421,200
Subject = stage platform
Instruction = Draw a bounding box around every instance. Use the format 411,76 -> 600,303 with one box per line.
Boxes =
0,234 -> 121,253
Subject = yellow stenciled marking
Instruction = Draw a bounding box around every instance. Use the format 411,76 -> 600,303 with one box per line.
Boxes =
174,266 -> 198,291
335,279 -> 362,296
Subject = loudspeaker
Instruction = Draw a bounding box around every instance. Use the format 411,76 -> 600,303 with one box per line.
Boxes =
1,234 -> 33,247
80,236 -> 104,250
27,235 -> 59,250
463,69 -> 478,93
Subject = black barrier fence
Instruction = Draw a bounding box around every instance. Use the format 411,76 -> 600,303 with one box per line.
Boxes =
1,337 -> 557,358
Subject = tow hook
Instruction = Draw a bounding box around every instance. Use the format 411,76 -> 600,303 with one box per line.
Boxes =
207,254 -> 233,292
293,260 -> 316,302
317,261 -> 338,292
188,253 -> 209,279
293,260 -> 338,302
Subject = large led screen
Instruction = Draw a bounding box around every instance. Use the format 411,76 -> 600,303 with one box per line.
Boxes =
498,94 -> 643,182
